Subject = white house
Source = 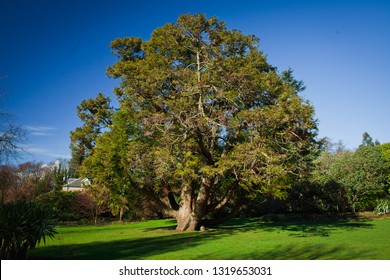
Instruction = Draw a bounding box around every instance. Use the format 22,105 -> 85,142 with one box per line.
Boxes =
62,178 -> 91,192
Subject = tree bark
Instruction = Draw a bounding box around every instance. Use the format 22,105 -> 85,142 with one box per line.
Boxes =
119,207 -> 124,222
175,180 -> 211,231
175,183 -> 194,231
176,203 -> 195,231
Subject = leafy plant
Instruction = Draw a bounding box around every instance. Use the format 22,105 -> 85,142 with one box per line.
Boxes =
0,200 -> 57,259
374,199 -> 390,215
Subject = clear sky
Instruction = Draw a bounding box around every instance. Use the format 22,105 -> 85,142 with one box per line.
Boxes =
1,0 -> 389,163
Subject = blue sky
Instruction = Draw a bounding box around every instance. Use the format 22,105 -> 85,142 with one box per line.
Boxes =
1,0 -> 389,163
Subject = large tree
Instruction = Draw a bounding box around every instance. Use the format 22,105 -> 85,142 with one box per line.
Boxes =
76,14 -> 318,231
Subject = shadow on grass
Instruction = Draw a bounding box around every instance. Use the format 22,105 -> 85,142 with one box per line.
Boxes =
30,231 -> 231,260
226,243 -> 376,260
218,216 -> 374,238
29,216 -> 376,260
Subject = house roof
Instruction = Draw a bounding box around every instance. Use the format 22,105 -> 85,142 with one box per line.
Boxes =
63,178 -> 90,188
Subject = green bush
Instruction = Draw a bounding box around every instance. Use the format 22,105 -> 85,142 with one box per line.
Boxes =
36,191 -> 80,221
0,200 -> 57,259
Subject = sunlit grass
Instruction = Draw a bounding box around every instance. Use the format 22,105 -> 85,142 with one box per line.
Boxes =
29,216 -> 390,260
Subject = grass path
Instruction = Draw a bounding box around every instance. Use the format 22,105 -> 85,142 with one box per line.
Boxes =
29,216 -> 390,260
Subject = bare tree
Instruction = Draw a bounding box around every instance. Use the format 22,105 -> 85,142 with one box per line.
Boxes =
0,111 -> 26,164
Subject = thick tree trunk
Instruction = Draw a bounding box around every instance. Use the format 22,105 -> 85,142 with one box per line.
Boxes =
176,205 -> 199,231
175,183 -> 197,231
175,180 -> 210,231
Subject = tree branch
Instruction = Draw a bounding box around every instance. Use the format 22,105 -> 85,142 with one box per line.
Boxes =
195,129 -> 214,165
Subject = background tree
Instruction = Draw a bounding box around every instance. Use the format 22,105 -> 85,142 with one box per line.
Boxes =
1,161 -> 69,204
361,132 -> 374,146
73,191 -> 109,224
291,150 -> 348,213
51,160 -> 70,191
313,144 -> 389,212
360,131 -> 380,147
80,111 -> 142,221
0,111 -> 26,164
377,141 -> 390,195
78,14 -> 318,231
69,93 -> 114,175
0,165 -> 18,204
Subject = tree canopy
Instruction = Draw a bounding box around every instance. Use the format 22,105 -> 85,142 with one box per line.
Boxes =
73,14 -> 319,231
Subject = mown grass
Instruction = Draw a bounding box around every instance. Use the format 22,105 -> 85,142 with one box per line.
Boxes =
28,216 -> 390,260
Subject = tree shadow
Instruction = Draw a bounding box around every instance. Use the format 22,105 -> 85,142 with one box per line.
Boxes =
29,230 -> 232,260
29,216 -> 377,260
218,216 -> 374,238
229,243 -> 376,260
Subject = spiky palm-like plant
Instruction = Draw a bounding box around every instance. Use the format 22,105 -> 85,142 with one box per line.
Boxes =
0,200 -> 57,259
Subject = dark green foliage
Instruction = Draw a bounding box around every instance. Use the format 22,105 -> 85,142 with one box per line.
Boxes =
0,200 -> 57,259
287,180 -> 347,213
361,132 -> 375,147
280,68 -> 306,93
287,135 -> 390,214
311,145 -> 389,212
80,111 -> 143,221
36,191 -> 79,221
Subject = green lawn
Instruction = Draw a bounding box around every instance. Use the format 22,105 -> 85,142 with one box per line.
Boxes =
29,216 -> 390,260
